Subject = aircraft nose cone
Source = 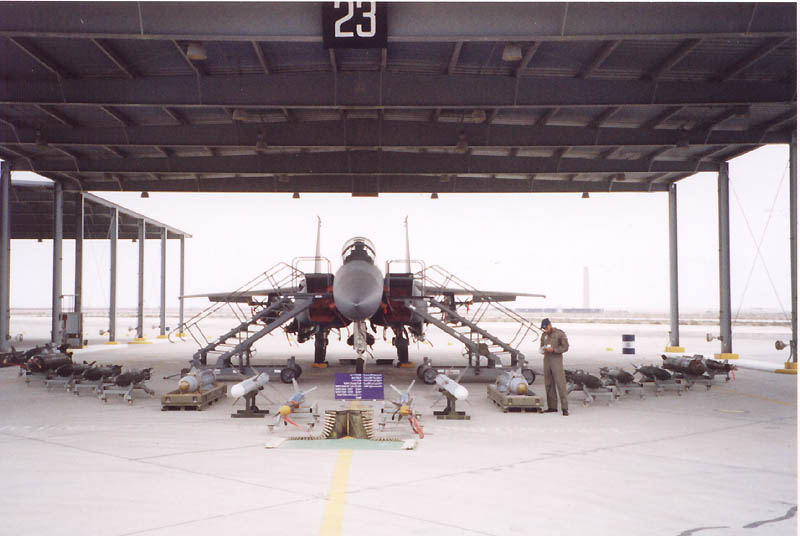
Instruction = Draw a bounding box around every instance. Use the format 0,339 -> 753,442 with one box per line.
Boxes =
333,261 -> 384,321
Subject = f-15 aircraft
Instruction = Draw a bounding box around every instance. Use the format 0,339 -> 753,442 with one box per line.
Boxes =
186,218 -> 543,373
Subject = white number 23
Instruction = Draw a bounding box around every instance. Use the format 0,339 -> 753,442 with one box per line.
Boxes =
334,1 -> 376,38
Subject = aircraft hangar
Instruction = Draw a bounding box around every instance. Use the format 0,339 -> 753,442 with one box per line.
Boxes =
0,1 -> 796,361
0,4 -> 797,536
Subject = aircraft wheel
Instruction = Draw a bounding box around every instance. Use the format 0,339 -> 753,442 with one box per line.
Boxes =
293,364 -> 302,380
280,367 -> 296,384
521,368 -> 536,385
421,367 -> 437,385
416,365 -> 426,379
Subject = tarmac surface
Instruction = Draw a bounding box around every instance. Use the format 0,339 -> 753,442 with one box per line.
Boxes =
1,316 -> 796,536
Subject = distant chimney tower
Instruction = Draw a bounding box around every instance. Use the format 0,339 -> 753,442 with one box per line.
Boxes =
583,266 -> 590,308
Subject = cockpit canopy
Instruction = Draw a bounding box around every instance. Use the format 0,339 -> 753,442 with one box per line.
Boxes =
342,237 -> 376,263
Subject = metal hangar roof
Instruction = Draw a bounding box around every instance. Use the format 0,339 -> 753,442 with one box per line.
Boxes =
0,2 -> 795,195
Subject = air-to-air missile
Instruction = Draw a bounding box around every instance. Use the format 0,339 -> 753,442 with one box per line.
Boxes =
496,369 -> 531,395
565,369 -> 604,390
114,368 -> 152,387
661,355 -> 706,376
230,372 -> 269,399
388,379 -> 423,438
435,374 -> 469,400
276,378 -> 317,428
633,364 -> 672,381
82,364 -> 123,382
179,369 -> 217,393
599,366 -> 636,385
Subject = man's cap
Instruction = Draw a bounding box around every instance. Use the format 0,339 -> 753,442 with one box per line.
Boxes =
540,318 -> 551,329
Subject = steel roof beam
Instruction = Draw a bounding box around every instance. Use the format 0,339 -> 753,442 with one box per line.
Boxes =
2,74 -> 790,108
715,37 -> 790,81
34,105 -> 76,128
15,151 -> 721,175
641,39 -> 702,81
7,36 -> 72,78
162,107 -> 187,125
251,41 -> 270,74
99,106 -> 132,127
447,41 -> 463,74
3,121 -> 789,149
514,42 -> 541,77
91,38 -> 136,78
642,106 -> 685,129
577,40 -> 621,79
0,3 -> 793,42
73,174 -> 673,194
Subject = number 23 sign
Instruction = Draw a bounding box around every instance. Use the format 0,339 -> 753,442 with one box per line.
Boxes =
322,2 -> 387,49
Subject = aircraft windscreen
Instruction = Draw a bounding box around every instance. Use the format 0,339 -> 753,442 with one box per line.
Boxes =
341,237 -> 376,263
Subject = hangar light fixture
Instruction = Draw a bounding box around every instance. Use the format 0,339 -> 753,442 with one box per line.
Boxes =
186,42 -> 207,61
502,43 -> 523,62
231,109 -> 248,121
581,192 -> 590,199
255,129 -> 268,153
455,132 -> 469,153
430,192 -> 439,199
292,192 -> 300,199
140,191 -> 150,198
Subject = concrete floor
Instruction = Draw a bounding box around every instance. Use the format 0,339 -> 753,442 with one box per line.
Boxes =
0,317 -> 796,536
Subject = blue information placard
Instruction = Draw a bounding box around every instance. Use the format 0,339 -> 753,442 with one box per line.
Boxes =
334,373 -> 384,400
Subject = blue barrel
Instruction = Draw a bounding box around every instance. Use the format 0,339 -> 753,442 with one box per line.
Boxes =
622,334 -> 636,355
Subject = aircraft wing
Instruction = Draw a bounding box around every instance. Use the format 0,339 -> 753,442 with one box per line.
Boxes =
425,287 -> 546,303
182,287 -> 301,303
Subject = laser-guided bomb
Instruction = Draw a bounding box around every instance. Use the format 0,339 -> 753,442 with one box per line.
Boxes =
178,369 -> 216,393
633,364 -> 672,381
599,366 -> 636,385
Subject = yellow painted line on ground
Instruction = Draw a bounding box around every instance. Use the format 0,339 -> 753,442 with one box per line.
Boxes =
320,449 -> 354,536
718,386 -> 797,408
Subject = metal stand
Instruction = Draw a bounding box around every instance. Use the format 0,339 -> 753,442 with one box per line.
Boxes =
99,380 -> 155,405
568,384 -> 617,406
232,391 -> 270,418
434,390 -> 470,420
641,378 -> 684,396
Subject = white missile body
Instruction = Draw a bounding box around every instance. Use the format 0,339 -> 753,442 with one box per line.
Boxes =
435,374 -> 468,400
231,372 -> 269,399
178,369 -> 216,393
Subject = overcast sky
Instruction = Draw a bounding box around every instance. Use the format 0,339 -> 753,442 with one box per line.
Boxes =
5,144 -> 794,316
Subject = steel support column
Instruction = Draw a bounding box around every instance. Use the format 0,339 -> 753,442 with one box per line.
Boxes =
136,219 -> 145,340
159,227 -> 166,337
179,235 -> 185,336
0,161 -> 10,352
718,162 -> 732,354
668,183 -> 680,348
51,181 -> 63,344
108,208 -> 117,342
790,131 -> 797,363
74,193 -> 83,314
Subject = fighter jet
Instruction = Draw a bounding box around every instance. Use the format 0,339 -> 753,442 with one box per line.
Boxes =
187,218 -> 542,371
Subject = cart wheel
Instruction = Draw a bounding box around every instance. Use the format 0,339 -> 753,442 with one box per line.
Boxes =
279,367 -> 296,384
521,369 -> 536,385
292,364 -> 302,380
421,367 -> 437,385
416,364 -> 427,379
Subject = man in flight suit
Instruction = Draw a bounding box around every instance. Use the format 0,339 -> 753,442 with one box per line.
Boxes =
539,318 -> 569,416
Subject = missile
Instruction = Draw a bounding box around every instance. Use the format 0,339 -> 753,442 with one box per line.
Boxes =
178,369 -> 216,393
434,374 -> 468,400
703,358 -> 736,373
661,355 -> 706,376
230,372 -> 269,399
497,370 -> 530,395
